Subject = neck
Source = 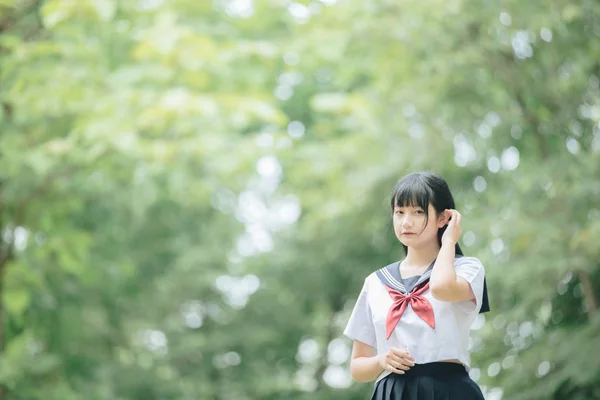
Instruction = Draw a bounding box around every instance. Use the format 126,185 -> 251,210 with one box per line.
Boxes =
404,241 -> 442,267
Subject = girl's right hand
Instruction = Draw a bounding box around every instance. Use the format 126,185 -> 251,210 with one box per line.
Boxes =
378,348 -> 415,374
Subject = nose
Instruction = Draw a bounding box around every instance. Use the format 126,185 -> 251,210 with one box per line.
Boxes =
401,215 -> 414,228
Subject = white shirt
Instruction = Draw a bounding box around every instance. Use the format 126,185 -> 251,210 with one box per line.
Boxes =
343,256 -> 486,383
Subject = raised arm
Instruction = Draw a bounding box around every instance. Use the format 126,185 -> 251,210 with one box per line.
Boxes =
429,210 -> 476,303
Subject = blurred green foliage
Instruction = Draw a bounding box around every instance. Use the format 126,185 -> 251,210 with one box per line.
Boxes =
0,0 -> 599,399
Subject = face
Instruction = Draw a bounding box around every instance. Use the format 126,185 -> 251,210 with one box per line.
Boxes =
392,203 -> 448,248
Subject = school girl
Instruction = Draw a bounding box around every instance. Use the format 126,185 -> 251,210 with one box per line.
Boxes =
344,172 -> 490,399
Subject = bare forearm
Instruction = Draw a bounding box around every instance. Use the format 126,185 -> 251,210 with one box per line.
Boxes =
430,243 -> 457,293
350,355 -> 384,382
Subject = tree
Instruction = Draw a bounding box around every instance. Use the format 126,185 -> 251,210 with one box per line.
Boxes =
0,0 -> 598,399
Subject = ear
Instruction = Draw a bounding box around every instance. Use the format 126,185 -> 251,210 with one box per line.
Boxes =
437,210 -> 450,228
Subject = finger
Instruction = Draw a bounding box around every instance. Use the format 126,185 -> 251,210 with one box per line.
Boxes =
386,364 -> 405,374
447,209 -> 456,225
395,356 -> 415,367
389,360 -> 411,371
402,349 -> 415,362
389,353 -> 415,366
389,348 -> 411,358
453,210 -> 461,226
390,365 -> 407,374
390,353 -> 415,369
450,211 -> 460,229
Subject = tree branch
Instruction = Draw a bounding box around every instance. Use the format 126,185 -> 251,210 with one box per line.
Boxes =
578,270 -> 598,320
514,91 -> 550,160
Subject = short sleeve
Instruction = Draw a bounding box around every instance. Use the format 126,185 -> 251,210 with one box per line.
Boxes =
454,257 -> 485,314
343,280 -> 377,348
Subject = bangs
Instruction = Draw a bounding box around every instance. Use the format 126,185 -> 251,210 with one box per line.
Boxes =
390,175 -> 432,211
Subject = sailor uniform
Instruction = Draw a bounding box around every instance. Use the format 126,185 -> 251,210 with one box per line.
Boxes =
344,256 -> 489,399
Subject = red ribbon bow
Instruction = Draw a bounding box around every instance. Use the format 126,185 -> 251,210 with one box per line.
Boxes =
385,281 -> 435,339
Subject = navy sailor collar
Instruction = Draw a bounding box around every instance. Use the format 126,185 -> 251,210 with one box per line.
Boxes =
376,258 -> 436,294
375,255 -> 491,313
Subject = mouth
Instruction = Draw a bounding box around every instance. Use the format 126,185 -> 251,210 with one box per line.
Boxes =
402,232 -> 416,236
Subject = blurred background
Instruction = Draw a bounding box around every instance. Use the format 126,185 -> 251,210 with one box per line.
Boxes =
0,0 -> 599,399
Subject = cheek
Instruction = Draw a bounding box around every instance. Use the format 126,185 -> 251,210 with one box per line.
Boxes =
423,217 -> 437,231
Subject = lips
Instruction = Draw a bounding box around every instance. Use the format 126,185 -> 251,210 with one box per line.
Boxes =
402,232 -> 415,235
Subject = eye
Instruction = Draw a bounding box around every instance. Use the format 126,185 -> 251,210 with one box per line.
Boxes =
394,210 -> 404,215
415,209 -> 425,215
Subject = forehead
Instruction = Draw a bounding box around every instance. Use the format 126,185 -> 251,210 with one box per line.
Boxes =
393,203 -> 433,210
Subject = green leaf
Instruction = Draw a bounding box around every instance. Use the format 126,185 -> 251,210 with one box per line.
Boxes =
90,0 -> 116,21
40,0 -> 72,28
4,289 -> 30,317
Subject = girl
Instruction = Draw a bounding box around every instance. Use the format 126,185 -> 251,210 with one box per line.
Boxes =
344,172 -> 489,399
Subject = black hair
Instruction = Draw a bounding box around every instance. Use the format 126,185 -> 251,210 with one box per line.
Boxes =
390,172 -> 464,256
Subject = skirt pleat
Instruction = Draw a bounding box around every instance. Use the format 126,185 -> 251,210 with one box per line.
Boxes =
417,376 -> 436,400
370,362 -> 484,400
384,373 -> 397,400
371,371 -> 403,400
405,375 -> 419,399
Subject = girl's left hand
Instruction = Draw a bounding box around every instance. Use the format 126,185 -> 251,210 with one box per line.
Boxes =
441,209 -> 462,246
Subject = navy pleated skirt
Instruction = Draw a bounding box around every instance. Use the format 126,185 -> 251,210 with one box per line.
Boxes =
371,362 -> 484,400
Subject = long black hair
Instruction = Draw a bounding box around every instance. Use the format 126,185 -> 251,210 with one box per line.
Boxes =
390,172 -> 464,256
